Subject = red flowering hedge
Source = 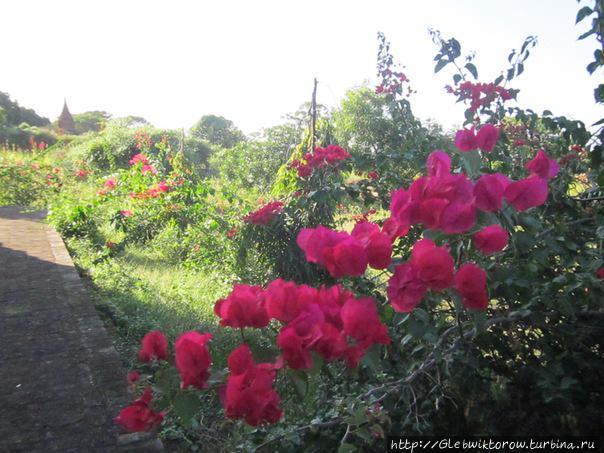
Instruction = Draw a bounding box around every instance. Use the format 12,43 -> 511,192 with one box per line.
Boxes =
114,30 -> 603,450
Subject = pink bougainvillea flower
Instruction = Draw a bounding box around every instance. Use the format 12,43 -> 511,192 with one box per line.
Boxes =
340,296 -> 390,368
526,149 -> 560,180
454,128 -> 477,152
174,331 -> 213,390
390,186 -> 420,230
127,370 -> 140,384
381,217 -> 409,241
473,225 -> 509,255
340,296 -> 390,347
214,284 -> 269,328
387,263 -> 427,313
129,153 -> 150,165
297,226 -> 369,278
367,171 -> 379,180
115,387 -> 165,432
439,201 -> 476,234
411,239 -> 454,291
243,201 -> 284,225
141,164 -> 158,175
454,263 -> 489,310
297,226 -> 346,264
221,344 -> 282,426
351,221 -> 392,269
323,237 -> 368,278
474,173 -> 510,212
277,304 -> 325,369
264,279 -> 315,323
156,181 -> 169,192
104,179 -> 117,190
316,284 -> 354,329
475,124 -> 500,152
504,176 -> 548,212
289,145 -> 350,178
426,150 -> 451,177
75,169 -> 88,179
138,330 -> 168,363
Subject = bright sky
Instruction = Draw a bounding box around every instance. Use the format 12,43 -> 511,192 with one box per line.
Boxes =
1,0 -> 601,134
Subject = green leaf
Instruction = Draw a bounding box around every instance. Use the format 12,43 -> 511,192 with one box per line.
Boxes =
338,443 -> 357,453
173,392 -> 200,427
459,150 -> 481,178
576,6 -> 593,23
288,369 -> 308,399
594,84 -> 604,103
465,62 -> 478,79
360,344 -> 382,371
347,406 -> 367,425
578,29 -> 595,40
434,59 -> 448,73
494,75 -> 504,85
587,61 -> 600,75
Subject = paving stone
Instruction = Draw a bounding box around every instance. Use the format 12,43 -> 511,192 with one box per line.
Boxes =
0,206 -> 163,452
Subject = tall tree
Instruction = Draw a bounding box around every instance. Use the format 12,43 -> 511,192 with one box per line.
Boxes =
189,115 -> 245,148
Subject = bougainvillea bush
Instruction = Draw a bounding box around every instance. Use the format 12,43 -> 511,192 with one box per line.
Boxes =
113,31 -> 604,452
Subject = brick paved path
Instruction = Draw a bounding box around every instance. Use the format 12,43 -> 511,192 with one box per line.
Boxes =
0,206 -> 162,452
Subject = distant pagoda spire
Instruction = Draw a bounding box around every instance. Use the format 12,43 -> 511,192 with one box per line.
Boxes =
57,99 -> 76,134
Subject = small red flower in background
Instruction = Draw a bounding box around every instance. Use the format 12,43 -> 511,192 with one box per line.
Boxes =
31,163 -> 40,170
449,81 -> 512,112
513,139 -> 527,147
52,167 -> 61,174
127,370 -> 140,384
105,241 -> 116,249
368,171 -> 379,180
75,169 -> 88,179
120,210 -> 133,217
175,331 -> 213,390
141,164 -> 158,175
138,330 -> 168,363
129,153 -> 150,166
227,228 -> 237,238
597,268 -> 604,279
97,189 -> 107,197
115,387 -> 165,432
104,179 -> 117,190
243,201 -> 284,225
289,145 -> 350,178
38,141 -> 47,150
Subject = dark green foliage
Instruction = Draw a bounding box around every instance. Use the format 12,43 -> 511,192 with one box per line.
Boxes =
73,111 -> 111,134
190,114 -> 245,149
